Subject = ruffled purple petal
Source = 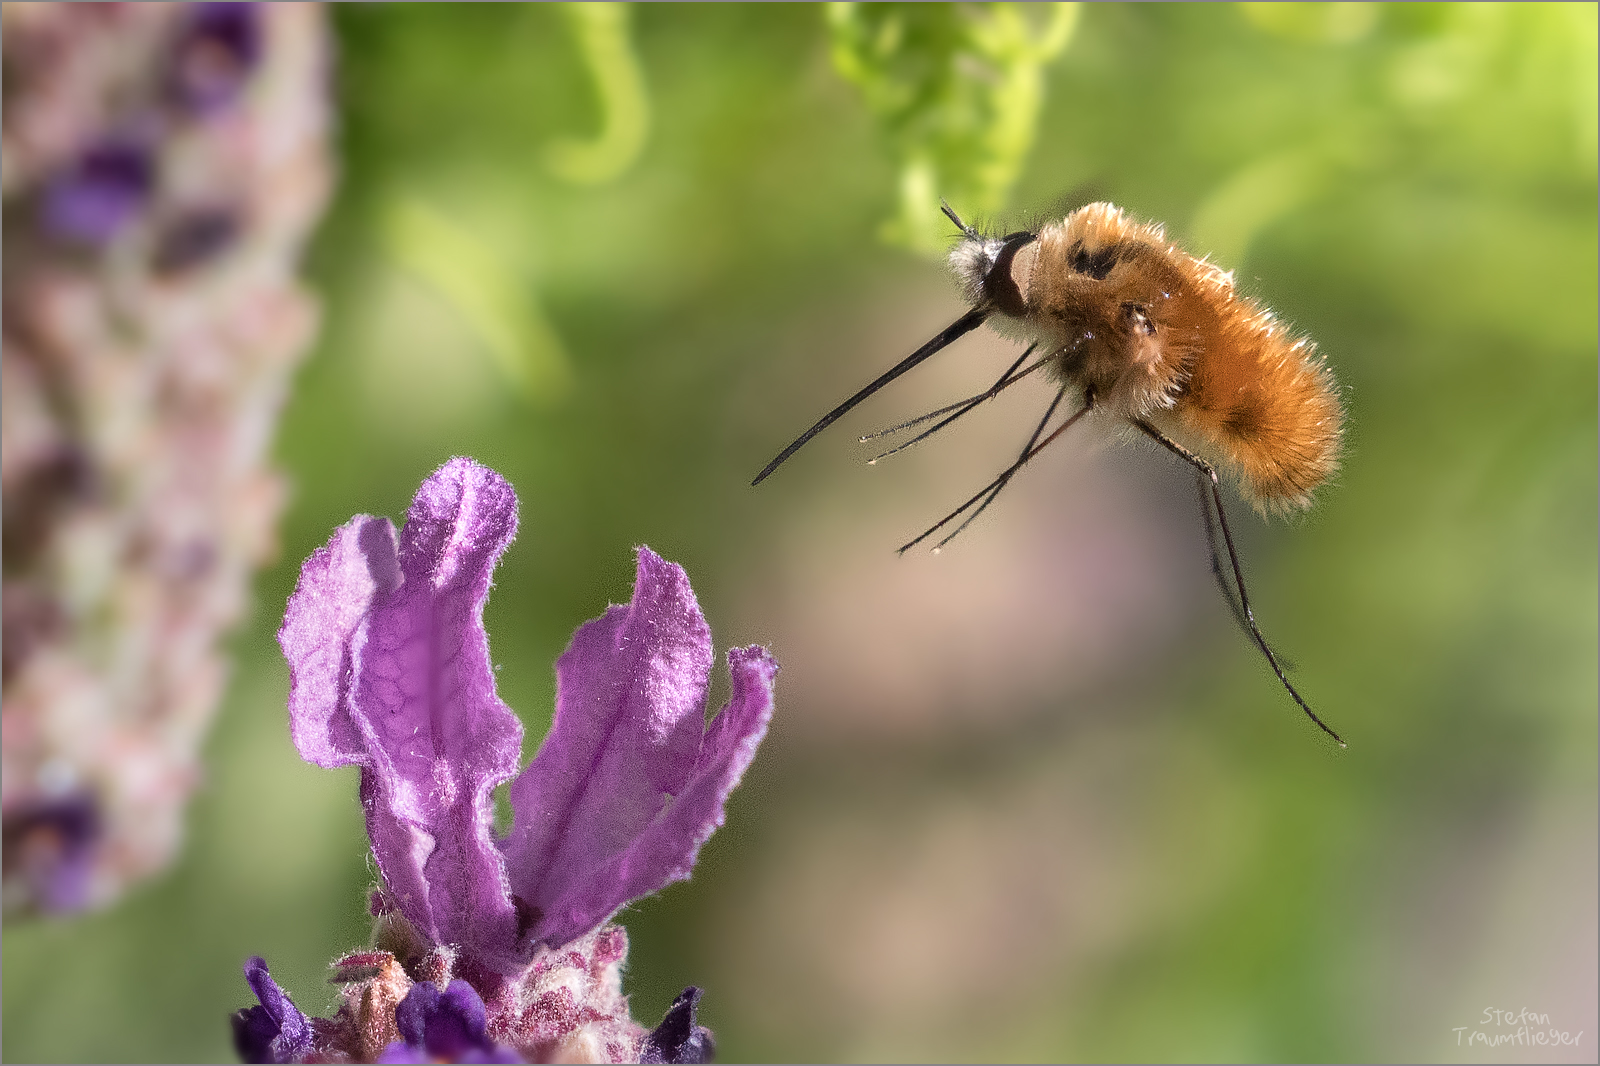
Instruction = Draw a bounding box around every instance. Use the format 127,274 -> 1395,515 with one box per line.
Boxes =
282,462 -> 779,970
278,459 -> 524,967
231,956 -> 312,1064
500,547 -> 717,946
500,543 -> 778,949
608,645 -> 775,904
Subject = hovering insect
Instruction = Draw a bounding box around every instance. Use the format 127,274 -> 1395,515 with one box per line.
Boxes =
752,201 -> 1346,745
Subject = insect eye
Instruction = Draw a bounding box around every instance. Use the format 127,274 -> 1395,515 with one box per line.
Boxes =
979,231 -> 1039,314
1122,302 -> 1155,336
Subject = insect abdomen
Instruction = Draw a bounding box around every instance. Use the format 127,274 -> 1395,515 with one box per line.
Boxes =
1171,292 -> 1342,513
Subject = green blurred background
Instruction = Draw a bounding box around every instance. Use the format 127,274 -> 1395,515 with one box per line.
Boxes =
5,3 -> 1596,1061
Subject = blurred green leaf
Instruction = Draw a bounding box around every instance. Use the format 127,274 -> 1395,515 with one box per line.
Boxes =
380,192 -> 573,403
828,1 -> 1078,250
1238,2 -> 1379,45
544,3 -> 651,184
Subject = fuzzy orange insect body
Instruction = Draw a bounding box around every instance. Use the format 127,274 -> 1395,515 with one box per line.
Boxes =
753,201 -> 1348,745
956,202 -> 1343,513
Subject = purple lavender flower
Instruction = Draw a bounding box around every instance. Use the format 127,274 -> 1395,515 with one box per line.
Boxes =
281,458 -> 527,972
40,139 -> 154,243
379,981 -> 521,1064
639,987 -> 715,1065
252,458 -> 777,1061
170,2 -> 263,111
232,957 -> 313,1065
0,791 -> 100,913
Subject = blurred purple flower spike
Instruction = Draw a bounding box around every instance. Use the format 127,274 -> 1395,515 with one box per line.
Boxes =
0,792 -> 100,913
171,2 -> 263,111
279,457 -> 778,979
40,139 -> 154,243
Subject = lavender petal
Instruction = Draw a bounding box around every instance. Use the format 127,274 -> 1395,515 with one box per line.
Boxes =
278,459 -> 524,967
391,980 -> 520,1063
375,1043 -> 430,1065
522,642 -> 777,950
232,956 -> 313,1064
500,548 -> 715,947
640,986 -> 716,1065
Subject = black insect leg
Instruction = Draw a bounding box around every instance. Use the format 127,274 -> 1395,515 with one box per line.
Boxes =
899,385 -> 1090,554
1134,420 -> 1345,747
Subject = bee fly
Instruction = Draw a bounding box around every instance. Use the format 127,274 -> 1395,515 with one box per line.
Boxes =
753,202 -> 1346,746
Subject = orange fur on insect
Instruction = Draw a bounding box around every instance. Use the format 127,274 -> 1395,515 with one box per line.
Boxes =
954,202 -> 1343,513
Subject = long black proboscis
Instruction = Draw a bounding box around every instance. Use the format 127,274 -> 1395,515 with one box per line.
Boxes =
751,307 -> 990,486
